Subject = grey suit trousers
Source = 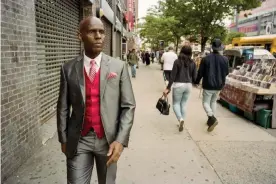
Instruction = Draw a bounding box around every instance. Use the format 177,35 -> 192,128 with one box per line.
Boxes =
67,131 -> 117,184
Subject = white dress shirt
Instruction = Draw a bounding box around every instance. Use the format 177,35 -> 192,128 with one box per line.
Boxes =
83,52 -> 102,74
161,50 -> 178,71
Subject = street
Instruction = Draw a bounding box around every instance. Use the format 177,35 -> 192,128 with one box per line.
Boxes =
5,62 -> 276,184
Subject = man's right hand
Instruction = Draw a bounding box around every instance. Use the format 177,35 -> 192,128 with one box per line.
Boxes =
61,143 -> 66,154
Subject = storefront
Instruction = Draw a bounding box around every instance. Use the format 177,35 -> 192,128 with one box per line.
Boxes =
35,0 -> 81,123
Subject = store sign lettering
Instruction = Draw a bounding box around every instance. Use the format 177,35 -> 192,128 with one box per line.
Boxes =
238,24 -> 258,33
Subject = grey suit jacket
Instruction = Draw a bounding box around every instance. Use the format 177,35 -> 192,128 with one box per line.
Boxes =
57,53 -> 136,158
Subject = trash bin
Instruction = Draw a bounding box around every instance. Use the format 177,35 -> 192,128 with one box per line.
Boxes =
244,111 -> 255,122
256,109 -> 272,129
219,99 -> 229,108
229,104 -> 243,115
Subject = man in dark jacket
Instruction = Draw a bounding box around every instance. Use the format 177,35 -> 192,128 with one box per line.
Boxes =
195,39 -> 229,132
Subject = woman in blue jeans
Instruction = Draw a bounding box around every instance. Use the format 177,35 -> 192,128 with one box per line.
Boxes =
163,46 -> 197,132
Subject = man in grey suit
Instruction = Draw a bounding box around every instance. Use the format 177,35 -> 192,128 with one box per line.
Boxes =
57,16 -> 136,184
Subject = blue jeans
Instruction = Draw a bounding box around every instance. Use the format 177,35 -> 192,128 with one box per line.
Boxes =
172,84 -> 192,121
202,90 -> 220,117
131,64 -> 136,77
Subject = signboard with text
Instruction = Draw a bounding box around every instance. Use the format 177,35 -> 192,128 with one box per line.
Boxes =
127,0 -> 134,31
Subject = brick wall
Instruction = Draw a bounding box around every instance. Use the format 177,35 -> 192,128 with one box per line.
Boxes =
1,0 -> 41,181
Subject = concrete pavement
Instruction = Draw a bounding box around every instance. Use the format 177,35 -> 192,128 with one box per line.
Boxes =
4,62 -> 276,184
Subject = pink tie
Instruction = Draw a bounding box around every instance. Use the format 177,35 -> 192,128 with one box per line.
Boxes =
89,60 -> 97,82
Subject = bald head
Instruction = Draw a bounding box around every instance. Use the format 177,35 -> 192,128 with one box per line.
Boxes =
78,16 -> 105,58
79,16 -> 104,33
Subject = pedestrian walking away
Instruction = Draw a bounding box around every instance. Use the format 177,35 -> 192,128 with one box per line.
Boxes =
145,51 -> 151,65
161,46 -> 178,86
156,50 -> 160,62
163,46 -> 197,132
159,49 -> 165,70
141,51 -> 145,64
195,38 -> 229,132
128,49 -> 139,78
151,51 -> 155,63
56,16 -> 136,184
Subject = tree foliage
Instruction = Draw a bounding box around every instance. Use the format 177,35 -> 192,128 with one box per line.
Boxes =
139,3 -> 189,51
224,31 -> 246,44
139,15 -> 175,50
181,0 -> 261,51
140,0 -> 262,52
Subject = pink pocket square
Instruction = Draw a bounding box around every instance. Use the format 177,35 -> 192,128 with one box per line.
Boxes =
107,72 -> 117,79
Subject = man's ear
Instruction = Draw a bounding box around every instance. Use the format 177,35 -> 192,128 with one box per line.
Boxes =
77,31 -> 82,42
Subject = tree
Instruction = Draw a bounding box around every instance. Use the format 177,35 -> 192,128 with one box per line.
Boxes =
210,25 -> 228,43
160,0 -> 193,51
139,15 -> 175,50
139,1 -> 192,52
139,0 -> 262,52
188,0 -> 261,52
163,0 -> 262,52
224,31 -> 246,44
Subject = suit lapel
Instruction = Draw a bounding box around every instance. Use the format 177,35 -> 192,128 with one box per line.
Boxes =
100,54 -> 110,99
75,55 -> 85,104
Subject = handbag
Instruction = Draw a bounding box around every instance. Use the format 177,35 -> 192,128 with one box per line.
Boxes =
156,95 -> 170,115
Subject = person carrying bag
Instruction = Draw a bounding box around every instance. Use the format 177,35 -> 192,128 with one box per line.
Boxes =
156,95 -> 170,115
163,45 -> 197,132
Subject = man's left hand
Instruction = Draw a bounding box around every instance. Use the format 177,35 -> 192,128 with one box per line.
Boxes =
106,141 -> 124,167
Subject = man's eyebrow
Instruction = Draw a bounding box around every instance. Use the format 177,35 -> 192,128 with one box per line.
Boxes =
87,27 -> 105,31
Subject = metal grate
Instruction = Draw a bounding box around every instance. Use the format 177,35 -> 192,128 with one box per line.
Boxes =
35,0 -> 81,123
106,0 -> 113,9
102,17 -> 112,56
116,31 -> 122,58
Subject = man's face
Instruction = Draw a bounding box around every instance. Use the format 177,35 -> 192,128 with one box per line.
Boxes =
80,22 -> 105,54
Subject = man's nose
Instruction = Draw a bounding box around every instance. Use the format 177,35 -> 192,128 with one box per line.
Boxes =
95,31 -> 101,39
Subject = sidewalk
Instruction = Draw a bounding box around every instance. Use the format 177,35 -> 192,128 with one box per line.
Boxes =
5,63 -> 276,184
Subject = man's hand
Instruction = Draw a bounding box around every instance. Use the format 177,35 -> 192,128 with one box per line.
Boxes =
106,141 -> 124,167
61,143 -> 66,154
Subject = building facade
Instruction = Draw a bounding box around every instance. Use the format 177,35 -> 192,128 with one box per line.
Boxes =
126,0 -> 140,51
1,0 -> 129,182
229,0 -> 276,36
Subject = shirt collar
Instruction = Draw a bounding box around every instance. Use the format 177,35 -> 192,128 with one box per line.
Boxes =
83,52 -> 102,67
